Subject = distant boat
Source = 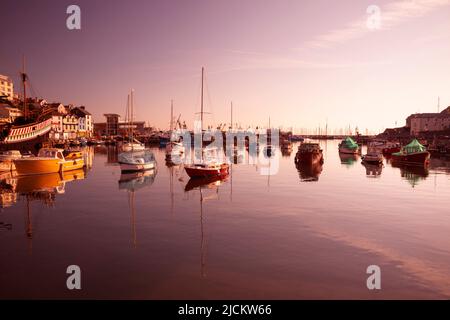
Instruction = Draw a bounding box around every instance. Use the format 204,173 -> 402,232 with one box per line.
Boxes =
369,140 -> 401,155
184,67 -> 229,179
381,141 -> 401,155
122,139 -> 145,152
118,90 -> 155,172
165,101 -> 185,161
362,145 -> 383,165
391,139 -> 430,166
295,142 -> 323,165
121,90 -> 145,152
338,137 -> 360,154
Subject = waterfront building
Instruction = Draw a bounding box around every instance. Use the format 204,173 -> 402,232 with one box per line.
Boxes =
103,113 -> 121,136
48,103 -> 94,140
406,107 -> 450,136
0,75 -> 14,101
49,103 -> 68,140
119,120 -> 146,135
71,106 -> 93,138
0,104 -> 23,123
62,113 -> 79,140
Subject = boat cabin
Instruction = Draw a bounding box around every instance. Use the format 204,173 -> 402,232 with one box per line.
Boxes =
38,148 -> 65,159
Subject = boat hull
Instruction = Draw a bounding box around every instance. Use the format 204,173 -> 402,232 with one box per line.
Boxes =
339,147 -> 359,154
295,151 -> 323,165
61,158 -> 85,171
185,164 -> 229,178
14,158 -> 62,175
391,151 -> 430,165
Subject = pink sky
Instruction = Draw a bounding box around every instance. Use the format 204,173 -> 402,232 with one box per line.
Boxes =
2,0 -> 450,133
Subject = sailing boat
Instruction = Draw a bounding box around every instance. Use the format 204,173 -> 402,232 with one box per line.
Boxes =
184,68 -> 229,178
165,100 -> 185,162
118,90 -> 156,172
122,91 -> 145,152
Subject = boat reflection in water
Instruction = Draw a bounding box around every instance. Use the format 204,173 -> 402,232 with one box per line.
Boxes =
118,169 -> 157,247
295,162 -> 323,182
0,169 -> 85,243
184,172 -> 228,277
391,163 -> 429,188
361,162 -> 383,178
339,153 -> 359,167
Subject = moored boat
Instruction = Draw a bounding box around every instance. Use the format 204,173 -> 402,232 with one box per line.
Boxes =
362,147 -> 383,165
294,142 -> 323,165
118,90 -> 156,172
391,139 -> 430,166
338,137 -> 360,154
13,148 -> 85,175
185,162 -> 229,179
122,139 -> 145,152
381,141 -> 401,155
62,151 -> 85,171
184,67 -> 229,178
118,150 -> 156,172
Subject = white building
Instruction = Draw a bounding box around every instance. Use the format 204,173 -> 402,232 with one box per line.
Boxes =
0,75 -> 14,101
49,104 -> 68,140
49,104 -> 93,140
71,106 -> 93,138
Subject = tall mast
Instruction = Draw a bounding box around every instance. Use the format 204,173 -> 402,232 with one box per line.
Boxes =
131,89 -> 134,149
201,67 -> 204,133
170,100 -> 174,132
230,101 -> 233,130
21,55 -> 28,120
126,94 -> 130,138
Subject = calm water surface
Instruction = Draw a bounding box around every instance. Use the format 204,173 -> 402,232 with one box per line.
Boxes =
1,140 -> 450,299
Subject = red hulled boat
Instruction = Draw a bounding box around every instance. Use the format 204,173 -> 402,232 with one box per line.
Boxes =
184,67 -> 229,178
391,139 -> 430,166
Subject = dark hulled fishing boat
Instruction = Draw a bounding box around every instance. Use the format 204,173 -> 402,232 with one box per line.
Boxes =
338,137 -> 360,154
391,139 -> 430,166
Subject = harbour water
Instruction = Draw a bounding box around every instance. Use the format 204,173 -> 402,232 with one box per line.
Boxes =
1,140 -> 450,299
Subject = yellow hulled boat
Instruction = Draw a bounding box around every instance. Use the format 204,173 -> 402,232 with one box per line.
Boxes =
13,148 -> 85,176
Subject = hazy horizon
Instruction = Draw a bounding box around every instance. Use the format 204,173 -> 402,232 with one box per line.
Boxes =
1,0 -> 449,133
